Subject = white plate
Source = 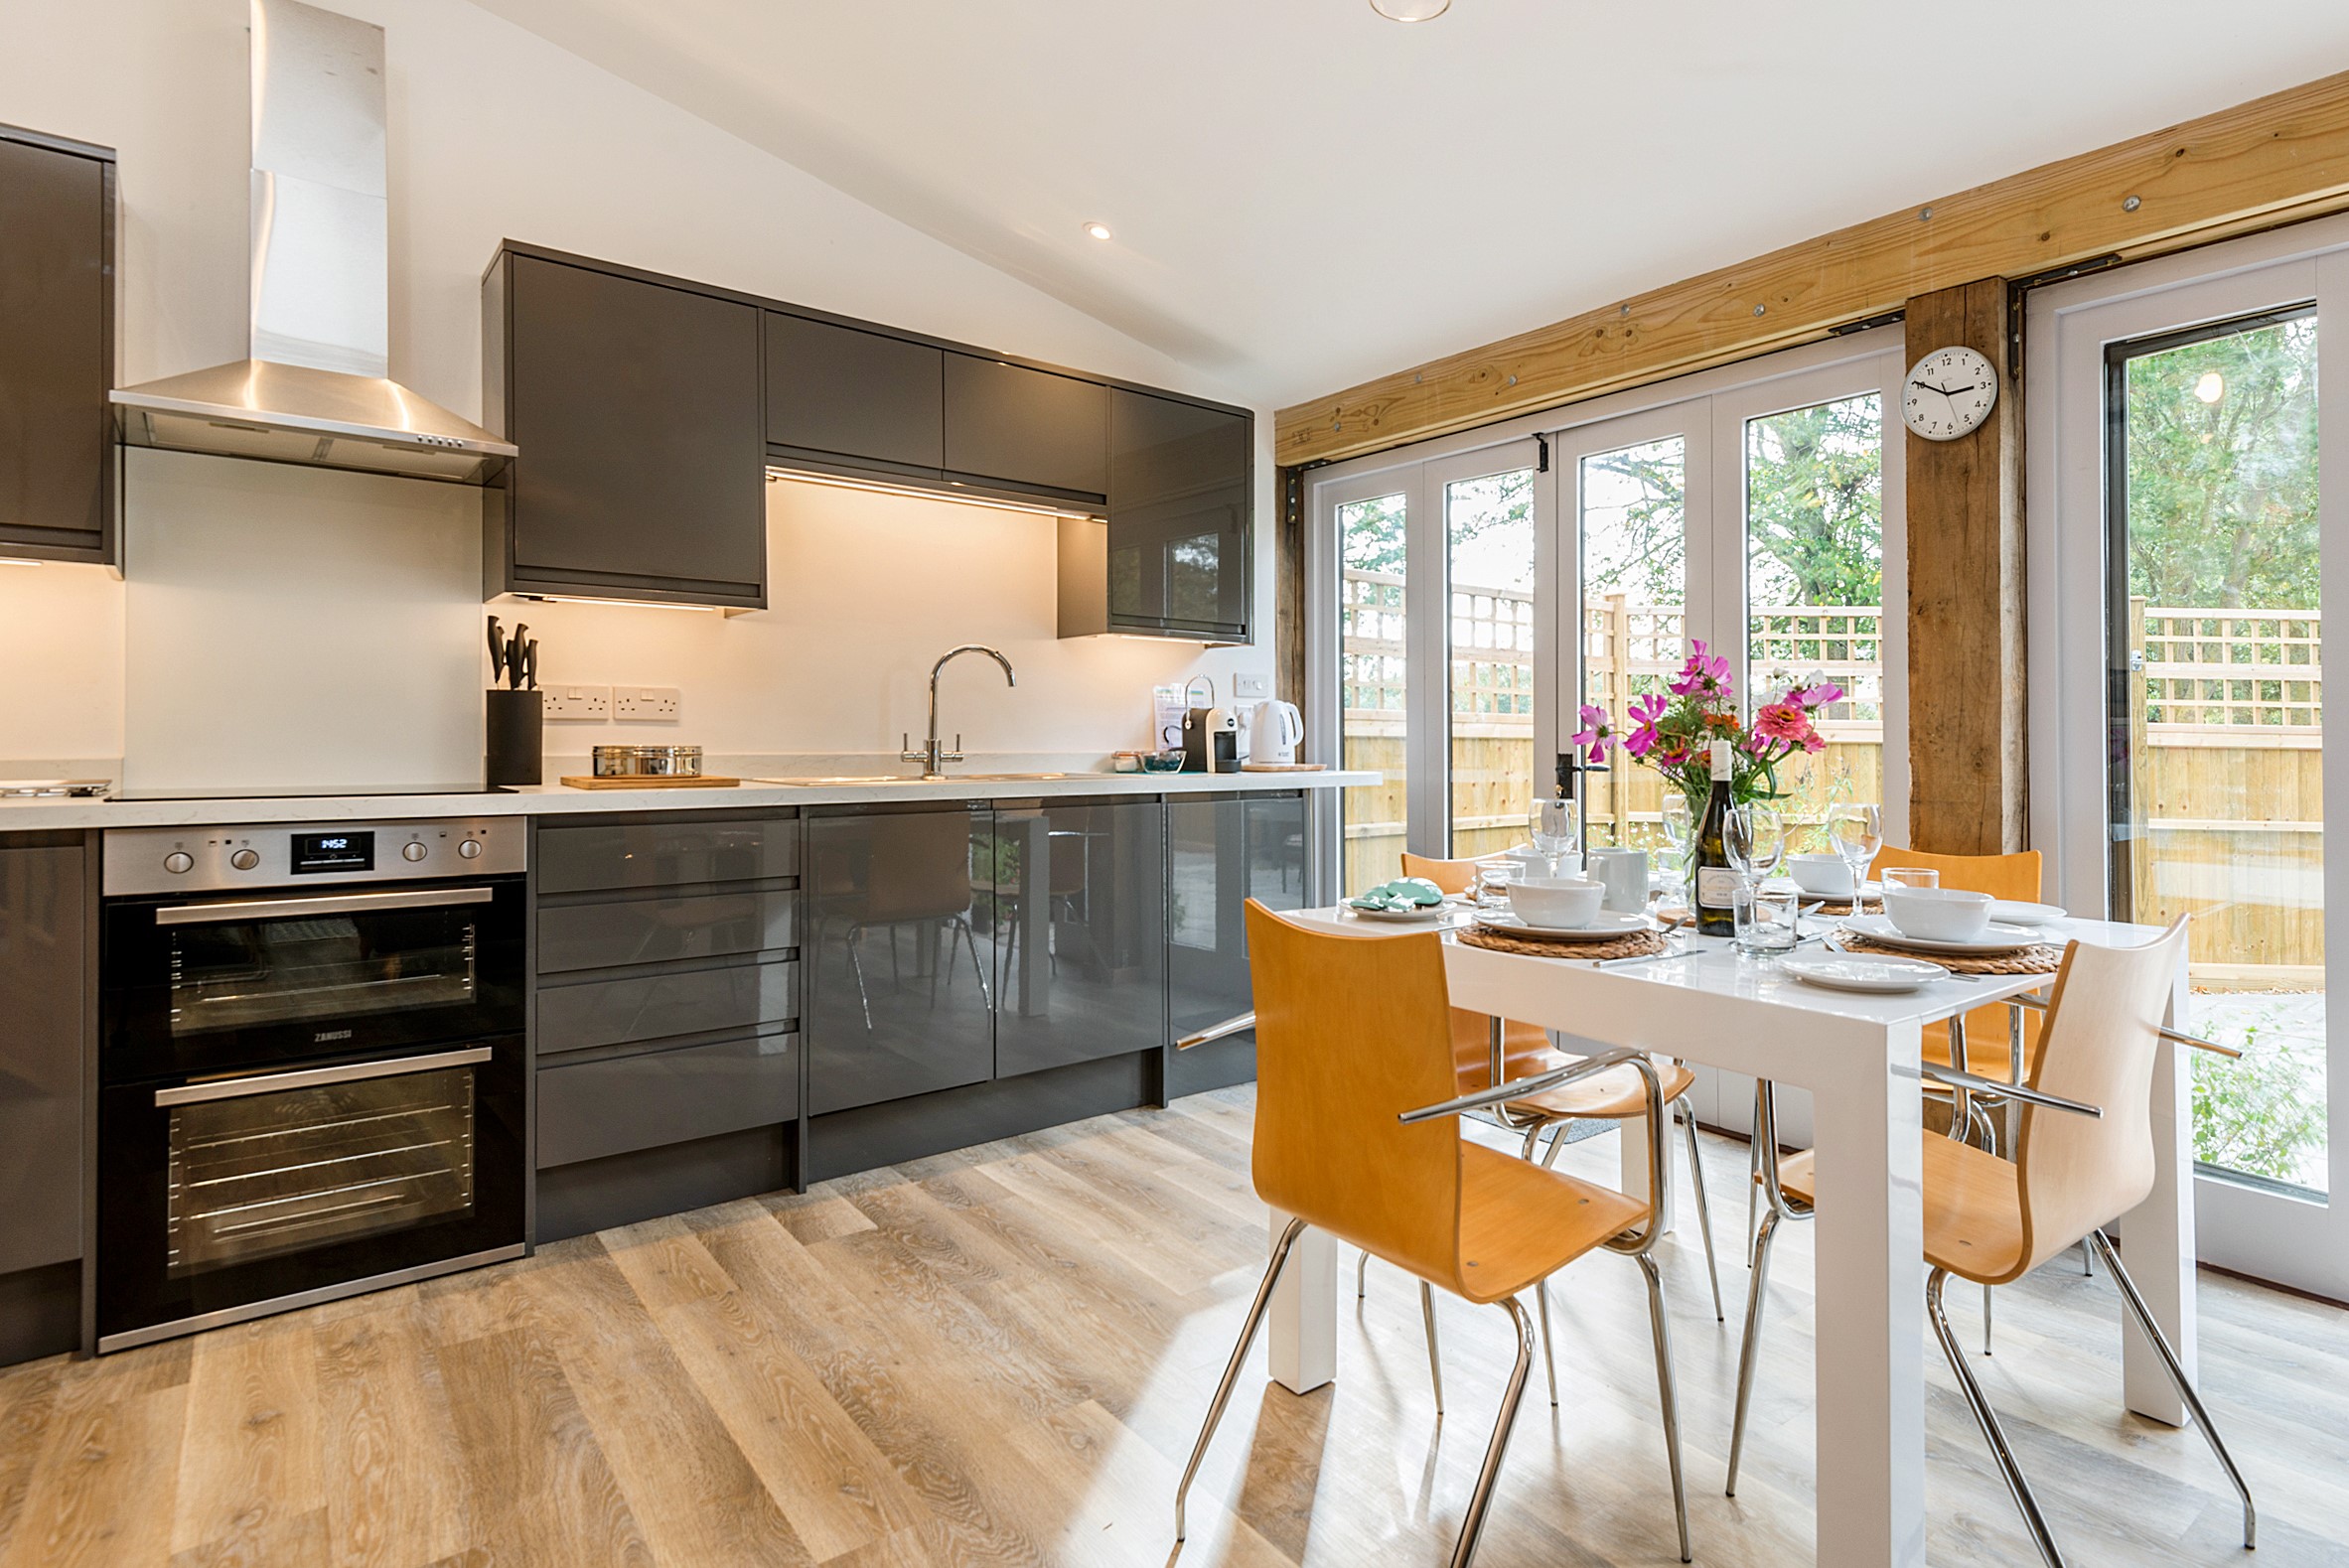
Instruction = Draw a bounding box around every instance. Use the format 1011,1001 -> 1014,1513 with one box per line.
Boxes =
1475,911 -> 1654,941
1838,915 -> 2042,955
1987,900 -> 2068,927
1346,903 -> 1450,924
1785,953 -> 1952,994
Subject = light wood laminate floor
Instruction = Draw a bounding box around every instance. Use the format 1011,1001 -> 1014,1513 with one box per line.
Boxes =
1,1086 -> 2342,1566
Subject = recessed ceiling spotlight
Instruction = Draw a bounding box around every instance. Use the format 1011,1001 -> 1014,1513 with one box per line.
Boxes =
1083,220 -> 1113,241
1371,0 -> 1449,19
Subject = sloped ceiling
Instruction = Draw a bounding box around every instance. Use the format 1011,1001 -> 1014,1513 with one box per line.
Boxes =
472,0 -> 2349,407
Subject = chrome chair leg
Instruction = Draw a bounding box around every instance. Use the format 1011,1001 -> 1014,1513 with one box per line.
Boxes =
1725,1205 -> 1781,1497
2082,1237 -> 2096,1277
1537,1279 -> 1559,1406
2088,1229 -> 2257,1549
1420,1281 -> 1445,1415
1357,1245 -> 1369,1299
1447,1295 -> 1536,1568
1678,1102 -> 1725,1321
1636,1252 -> 1694,1562
1984,1283 -> 1994,1356
1927,1266 -> 2066,1568
1175,1216 -> 1307,1542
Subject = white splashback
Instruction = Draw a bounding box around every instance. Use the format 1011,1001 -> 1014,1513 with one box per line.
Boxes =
121,450 -> 484,791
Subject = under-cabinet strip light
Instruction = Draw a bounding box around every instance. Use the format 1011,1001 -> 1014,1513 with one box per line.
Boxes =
766,467 -> 1102,521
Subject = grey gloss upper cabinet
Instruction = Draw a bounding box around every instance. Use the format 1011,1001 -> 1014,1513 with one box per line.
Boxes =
0,126 -> 114,564
0,836 -> 87,1276
943,355 -> 1107,500
1105,390 -> 1250,640
764,312 -> 943,474
486,247 -> 766,609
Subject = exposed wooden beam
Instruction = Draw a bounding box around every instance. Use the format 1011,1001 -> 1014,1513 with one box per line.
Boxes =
1906,280 -> 2026,856
1275,68 -> 2349,468
1273,466 -> 1307,706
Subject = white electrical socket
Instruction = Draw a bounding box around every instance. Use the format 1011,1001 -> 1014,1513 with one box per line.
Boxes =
543,683 -> 611,720
1233,672 -> 1269,700
614,684 -> 681,721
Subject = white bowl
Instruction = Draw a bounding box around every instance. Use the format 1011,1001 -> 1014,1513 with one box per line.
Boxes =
1786,853 -> 1857,898
1880,885 -> 1992,943
1508,877 -> 1605,928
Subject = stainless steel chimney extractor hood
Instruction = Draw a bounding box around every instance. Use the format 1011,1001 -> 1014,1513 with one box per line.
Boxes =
110,0 -> 514,485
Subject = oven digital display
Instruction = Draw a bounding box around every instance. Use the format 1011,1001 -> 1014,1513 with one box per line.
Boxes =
290,830 -> 374,874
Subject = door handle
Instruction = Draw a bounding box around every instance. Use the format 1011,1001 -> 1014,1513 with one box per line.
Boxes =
154,886 -> 497,926
154,1045 -> 495,1106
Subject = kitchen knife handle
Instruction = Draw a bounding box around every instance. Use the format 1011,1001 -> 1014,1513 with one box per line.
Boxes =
487,615 -> 507,683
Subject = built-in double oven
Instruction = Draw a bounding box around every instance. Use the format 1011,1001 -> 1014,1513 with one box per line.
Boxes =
96,817 -> 526,1353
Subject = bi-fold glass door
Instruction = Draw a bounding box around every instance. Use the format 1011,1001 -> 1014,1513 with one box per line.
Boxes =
2035,228 -> 2349,1297
1322,441 -> 1551,894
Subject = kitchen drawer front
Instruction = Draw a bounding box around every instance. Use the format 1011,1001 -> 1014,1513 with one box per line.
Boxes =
537,816 -> 798,894
538,884 -> 798,974
537,1031 -> 798,1169
537,954 -> 798,1057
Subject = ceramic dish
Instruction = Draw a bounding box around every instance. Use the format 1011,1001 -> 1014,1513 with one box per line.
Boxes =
1837,915 -> 2041,955
1346,904 -> 1452,924
1474,911 -> 1653,941
1986,900 -> 2068,927
1784,953 -> 1951,994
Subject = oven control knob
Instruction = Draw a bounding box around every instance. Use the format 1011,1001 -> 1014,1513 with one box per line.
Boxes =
457,838 -> 483,860
229,848 -> 260,871
163,851 -> 194,875
401,841 -> 429,862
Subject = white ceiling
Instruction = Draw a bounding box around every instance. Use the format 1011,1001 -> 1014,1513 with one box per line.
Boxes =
471,0 -> 2349,409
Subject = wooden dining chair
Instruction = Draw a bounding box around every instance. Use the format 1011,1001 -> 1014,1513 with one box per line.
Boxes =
1174,901 -> 1692,1566
1869,844 -> 2047,1089
1394,852 -> 1725,1357
1725,919 -> 2256,1567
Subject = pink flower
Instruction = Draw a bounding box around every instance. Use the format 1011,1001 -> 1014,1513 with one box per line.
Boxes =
1751,699 -> 1824,755
1792,681 -> 1844,710
1570,702 -> 1616,762
1669,639 -> 1733,700
1623,692 -> 1669,759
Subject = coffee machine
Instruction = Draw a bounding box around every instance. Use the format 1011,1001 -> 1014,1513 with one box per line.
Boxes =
1181,705 -> 1244,773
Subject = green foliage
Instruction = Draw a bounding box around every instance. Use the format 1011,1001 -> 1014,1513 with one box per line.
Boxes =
2190,1006 -> 2326,1186
2126,318 -> 2320,610
1744,397 -> 1884,604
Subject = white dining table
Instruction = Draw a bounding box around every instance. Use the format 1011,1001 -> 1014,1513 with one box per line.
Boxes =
1264,905 -> 2197,1568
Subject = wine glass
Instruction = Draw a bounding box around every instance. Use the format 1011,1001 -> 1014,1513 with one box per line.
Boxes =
1660,794 -> 1694,905
1826,802 -> 1883,905
1532,797 -> 1579,872
1724,803 -> 1786,889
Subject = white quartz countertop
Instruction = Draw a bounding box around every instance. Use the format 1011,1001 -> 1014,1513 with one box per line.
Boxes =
0,769 -> 1373,833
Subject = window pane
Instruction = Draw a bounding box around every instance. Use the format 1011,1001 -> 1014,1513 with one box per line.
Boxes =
1579,439 -> 1686,850
1744,394 -> 1885,854
1340,494 -> 1408,894
1446,470 -> 1536,859
2116,314 -> 2325,1196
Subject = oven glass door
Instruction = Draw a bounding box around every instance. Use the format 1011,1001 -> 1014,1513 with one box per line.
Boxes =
104,878 -> 524,1079
98,1036 -> 524,1349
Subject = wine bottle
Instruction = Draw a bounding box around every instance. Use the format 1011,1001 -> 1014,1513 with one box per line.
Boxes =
1692,738 -> 1737,936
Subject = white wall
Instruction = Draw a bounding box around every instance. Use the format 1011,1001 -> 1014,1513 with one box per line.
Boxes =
0,0 -> 1270,781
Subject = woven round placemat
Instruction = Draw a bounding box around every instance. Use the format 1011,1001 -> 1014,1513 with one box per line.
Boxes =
1835,932 -> 2063,974
1809,895 -> 1884,917
1457,925 -> 1667,961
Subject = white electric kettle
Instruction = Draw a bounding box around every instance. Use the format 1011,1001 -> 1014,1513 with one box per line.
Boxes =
1248,699 -> 1303,766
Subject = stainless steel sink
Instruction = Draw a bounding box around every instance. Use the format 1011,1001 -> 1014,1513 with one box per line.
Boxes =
746,775 -> 921,785
951,772 -> 1077,782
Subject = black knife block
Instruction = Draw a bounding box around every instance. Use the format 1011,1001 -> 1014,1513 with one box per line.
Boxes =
485,688 -> 543,786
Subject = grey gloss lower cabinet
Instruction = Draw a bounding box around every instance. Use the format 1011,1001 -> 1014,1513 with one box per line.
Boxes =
988,797 -> 1165,1079
0,838 -> 85,1275
1168,791 -> 1307,1096
537,1033 -> 798,1169
805,804 -> 995,1114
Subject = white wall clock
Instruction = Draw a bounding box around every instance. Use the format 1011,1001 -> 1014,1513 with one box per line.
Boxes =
1902,346 -> 1998,441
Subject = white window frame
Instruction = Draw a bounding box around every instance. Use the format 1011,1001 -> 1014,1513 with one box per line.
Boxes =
2027,212 -> 2349,1299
